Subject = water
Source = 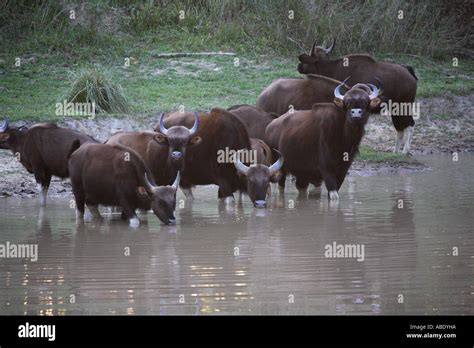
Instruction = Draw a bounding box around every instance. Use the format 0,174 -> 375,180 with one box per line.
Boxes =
0,155 -> 473,315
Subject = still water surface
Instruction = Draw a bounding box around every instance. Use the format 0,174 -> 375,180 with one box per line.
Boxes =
0,155 -> 473,315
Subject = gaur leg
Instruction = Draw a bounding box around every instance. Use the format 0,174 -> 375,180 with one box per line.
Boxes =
115,188 -> 140,226
320,167 -> 339,201
87,204 -> 102,219
295,178 -> 309,196
394,130 -> 404,153
72,189 -> 85,222
402,126 -> 414,154
217,179 -> 235,201
121,211 -> 128,220
179,177 -> 194,200
182,187 -> 194,200
121,203 -> 139,227
278,171 -> 287,192
309,177 -> 323,196
33,170 -> 51,207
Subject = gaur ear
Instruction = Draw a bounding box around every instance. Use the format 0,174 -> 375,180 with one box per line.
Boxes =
137,186 -> 151,198
189,136 -> 202,146
369,97 -> 382,111
0,133 -> 10,142
153,133 -> 168,145
333,98 -> 345,110
270,171 -> 282,183
298,54 -> 317,64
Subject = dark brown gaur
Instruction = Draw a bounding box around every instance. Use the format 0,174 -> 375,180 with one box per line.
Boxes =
156,111 -> 200,166
156,108 -> 252,202
234,148 -> 283,208
106,112 -> 201,189
297,38 -> 417,153
0,117 -> 97,206
256,74 -> 350,116
68,141 -> 180,227
227,104 -> 279,140
265,81 -> 383,200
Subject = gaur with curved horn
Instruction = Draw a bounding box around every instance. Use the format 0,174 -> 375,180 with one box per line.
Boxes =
234,148 -> 284,208
267,80 -> 383,200
297,38 -> 417,153
158,112 -> 199,136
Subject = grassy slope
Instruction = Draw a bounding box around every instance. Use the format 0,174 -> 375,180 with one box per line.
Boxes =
1,49 -> 473,122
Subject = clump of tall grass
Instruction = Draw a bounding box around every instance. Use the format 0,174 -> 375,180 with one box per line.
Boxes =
64,68 -> 128,113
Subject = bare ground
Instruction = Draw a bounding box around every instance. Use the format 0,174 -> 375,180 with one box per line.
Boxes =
0,93 -> 472,198
364,93 -> 474,154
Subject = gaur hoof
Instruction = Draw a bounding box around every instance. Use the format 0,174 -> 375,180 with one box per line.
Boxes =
329,190 -> 339,201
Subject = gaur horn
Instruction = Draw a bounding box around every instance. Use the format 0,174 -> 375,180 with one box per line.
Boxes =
189,112 -> 199,134
309,40 -> 317,56
323,38 -> 336,54
158,113 -> 168,135
144,172 -> 158,192
234,150 -> 250,175
368,76 -> 384,99
334,76 -> 351,100
367,77 -> 381,100
171,171 -> 181,189
0,116 -> 9,132
269,150 -> 284,176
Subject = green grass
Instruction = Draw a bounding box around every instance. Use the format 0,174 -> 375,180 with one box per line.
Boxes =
357,145 -> 416,163
0,53 -> 298,121
1,49 -> 473,122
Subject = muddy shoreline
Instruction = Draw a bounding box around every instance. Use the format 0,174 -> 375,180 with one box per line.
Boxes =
0,157 -> 427,199
0,93 -> 472,198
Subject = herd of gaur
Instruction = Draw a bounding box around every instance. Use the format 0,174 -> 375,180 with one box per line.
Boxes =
0,39 -> 418,227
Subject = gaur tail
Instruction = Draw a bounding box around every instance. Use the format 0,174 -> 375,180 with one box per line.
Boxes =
112,142 -> 158,189
404,65 -> 418,80
68,139 -> 81,159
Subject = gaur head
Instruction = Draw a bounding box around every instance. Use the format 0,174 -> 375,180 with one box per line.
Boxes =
297,38 -> 336,74
0,117 -> 27,150
154,112 -> 201,169
333,77 -> 383,124
143,171 -> 180,225
234,150 -> 284,208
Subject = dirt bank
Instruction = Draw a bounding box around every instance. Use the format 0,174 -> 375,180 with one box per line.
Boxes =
0,93 -> 471,198
364,93 -> 474,154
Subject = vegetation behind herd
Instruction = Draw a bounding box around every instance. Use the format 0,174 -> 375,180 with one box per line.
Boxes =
2,0 -> 472,59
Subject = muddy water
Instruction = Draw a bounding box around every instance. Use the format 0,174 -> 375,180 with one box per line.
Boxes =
0,155 -> 472,315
